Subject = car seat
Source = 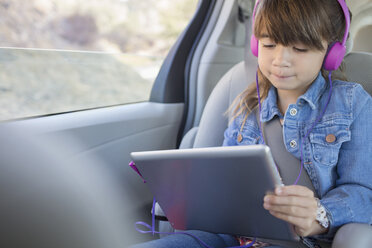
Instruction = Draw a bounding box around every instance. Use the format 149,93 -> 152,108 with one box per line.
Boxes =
0,126 -> 139,247
156,2 -> 372,245
173,51 -> 372,248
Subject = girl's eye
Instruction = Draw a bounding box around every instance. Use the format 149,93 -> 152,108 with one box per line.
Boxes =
263,44 -> 276,48
293,47 -> 308,52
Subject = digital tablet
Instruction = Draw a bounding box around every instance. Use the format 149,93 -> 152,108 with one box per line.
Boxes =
130,145 -> 299,241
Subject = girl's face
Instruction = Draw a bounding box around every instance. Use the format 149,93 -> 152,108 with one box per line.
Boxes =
258,36 -> 328,97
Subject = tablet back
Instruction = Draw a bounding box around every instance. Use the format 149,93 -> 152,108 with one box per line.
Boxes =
130,145 -> 298,241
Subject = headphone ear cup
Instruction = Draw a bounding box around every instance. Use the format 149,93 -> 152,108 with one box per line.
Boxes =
323,42 -> 346,71
251,35 -> 259,57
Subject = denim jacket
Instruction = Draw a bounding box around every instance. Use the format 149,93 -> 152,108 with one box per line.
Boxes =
223,73 -> 372,239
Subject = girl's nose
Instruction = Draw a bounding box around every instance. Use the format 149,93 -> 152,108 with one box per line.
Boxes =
272,45 -> 291,67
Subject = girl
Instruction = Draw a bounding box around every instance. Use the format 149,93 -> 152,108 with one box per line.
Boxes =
131,0 -> 372,247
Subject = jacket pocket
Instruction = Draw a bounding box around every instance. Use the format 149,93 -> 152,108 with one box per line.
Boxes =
239,133 -> 260,145
309,125 -> 351,166
238,126 -> 261,145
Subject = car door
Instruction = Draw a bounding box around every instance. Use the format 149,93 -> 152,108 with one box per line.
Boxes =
0,0 -> 214,246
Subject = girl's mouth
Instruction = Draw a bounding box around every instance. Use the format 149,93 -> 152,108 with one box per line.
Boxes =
272,73 -> 294,79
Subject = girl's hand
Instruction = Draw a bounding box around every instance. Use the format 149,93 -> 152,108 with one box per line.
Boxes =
263,185 -> 328,237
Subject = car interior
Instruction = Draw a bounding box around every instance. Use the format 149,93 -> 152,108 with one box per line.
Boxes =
0,0 -> 371,247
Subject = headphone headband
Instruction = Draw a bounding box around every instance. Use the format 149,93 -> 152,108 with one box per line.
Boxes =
250,0 -> 351,71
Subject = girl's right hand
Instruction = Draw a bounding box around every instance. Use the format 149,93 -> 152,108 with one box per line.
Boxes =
263,185 -> 329,237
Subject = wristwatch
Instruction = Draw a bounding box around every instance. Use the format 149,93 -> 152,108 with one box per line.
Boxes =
315,198 -> 329,229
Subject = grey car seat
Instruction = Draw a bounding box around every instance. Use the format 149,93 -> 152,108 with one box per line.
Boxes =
156,4 -> 372,245
174,51 -> 372,247
0,127 -> 143,248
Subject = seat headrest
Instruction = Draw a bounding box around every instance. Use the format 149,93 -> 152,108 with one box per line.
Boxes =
344,52 -> 372,95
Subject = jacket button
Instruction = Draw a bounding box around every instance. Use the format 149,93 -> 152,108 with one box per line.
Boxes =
290,140 -> 297,148
326,134 -> 336,143
237,134 -> 243,143
290,108 -> 298,116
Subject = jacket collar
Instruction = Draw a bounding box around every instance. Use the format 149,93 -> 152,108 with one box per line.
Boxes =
260,72 -> 327,122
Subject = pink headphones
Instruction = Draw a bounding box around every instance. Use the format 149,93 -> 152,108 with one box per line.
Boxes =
250,0 -> 351,71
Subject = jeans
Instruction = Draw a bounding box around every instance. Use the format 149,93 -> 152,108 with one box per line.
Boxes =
129,230 -> 284,248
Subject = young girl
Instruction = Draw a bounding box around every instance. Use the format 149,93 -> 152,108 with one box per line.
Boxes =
131,0 -> 372,247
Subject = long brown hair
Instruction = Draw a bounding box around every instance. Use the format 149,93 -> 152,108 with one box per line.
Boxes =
229,0 -> 352,120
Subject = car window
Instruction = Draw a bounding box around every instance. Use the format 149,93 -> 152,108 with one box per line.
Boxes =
0,0 -> 198,121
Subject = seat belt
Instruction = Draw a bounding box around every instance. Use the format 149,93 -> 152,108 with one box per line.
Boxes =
255,109 -> 317,196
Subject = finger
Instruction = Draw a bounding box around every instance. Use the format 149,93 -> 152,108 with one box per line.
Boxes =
275,185 -> 314,197
269,210 -> 314,232
264,195 -> 317,209
264,203 -> 316,219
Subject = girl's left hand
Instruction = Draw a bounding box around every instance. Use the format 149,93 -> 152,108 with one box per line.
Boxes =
263,185 -> 328,237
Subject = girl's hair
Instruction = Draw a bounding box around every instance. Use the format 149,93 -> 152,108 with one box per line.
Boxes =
229,0 -> 352,120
